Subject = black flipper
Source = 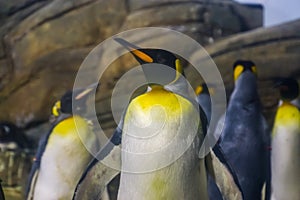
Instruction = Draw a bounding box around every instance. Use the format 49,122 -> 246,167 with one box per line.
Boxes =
73,113 -> 124,200
199,103 -> 244,199
212,142 -> 244,199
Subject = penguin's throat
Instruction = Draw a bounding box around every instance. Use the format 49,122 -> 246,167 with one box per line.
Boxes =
150,84 -> 165,90
281,100 -> 292,106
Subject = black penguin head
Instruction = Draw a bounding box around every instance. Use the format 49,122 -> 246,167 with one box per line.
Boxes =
0,122 -> 16,142
195,83 -> 209,95
275,78 -> 299,101
0,122 -> 32,149
51,83 -> 99,116
114,38 -> 184,86
233,60 -> 257,82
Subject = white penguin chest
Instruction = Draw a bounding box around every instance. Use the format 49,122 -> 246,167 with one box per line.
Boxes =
272,125 -> 300,200
33,117 -> 96,200
117,89 -> 207,200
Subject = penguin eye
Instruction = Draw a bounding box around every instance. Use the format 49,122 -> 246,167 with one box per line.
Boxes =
156,55 -> 166,64
234,65 -> 244,81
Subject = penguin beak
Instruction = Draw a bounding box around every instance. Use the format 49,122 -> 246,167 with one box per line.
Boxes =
75,83 -> 100,100
114,38 -> 153,64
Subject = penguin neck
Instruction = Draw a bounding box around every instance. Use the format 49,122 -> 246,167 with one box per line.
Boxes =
279,100 -> 295,108
164,75 -> 192,101
150,84 -> 164,90
52,113 -> 73,126
231,72 -> 259,105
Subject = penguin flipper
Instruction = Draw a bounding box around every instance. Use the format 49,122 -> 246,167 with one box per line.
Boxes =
261,115 -> 271,200
73,146 -> 120,200
73,124 -> 123,200
206,147 -> 243,200
26,168 -> 39,200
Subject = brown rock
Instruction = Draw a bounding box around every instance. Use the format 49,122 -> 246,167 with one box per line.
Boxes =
0,0 -> 265,132
189,19 -> 300,125
122,1 -> 263,43
0,0 -> 127,125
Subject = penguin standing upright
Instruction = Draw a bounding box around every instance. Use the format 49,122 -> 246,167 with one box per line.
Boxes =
271,78 -> 300,200
219,60 -> 270,200
26,84 -> 99,200
115,38 -> 209,200
73,39 -> 243,200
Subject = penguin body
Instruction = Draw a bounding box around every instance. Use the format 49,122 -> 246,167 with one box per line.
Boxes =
271,78 -> 300,200
72,39 -> 243,200
118,87 -> 208,200
32,117 -> 95,199
26,84 -> 99,200
219,61 -> 270,200
112,39 -> 209,200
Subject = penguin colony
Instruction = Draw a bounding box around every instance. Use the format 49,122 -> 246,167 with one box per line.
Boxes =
0,38 -> 298,200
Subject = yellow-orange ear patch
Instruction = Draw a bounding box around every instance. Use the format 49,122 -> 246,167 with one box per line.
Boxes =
251,66 -> 257,75
52,100 -> 61,117
169,59 -> 184,85
234,65 -> 244,81
132,50 -> 153,63
175,59 -> 183,74
195,86 -> 203,95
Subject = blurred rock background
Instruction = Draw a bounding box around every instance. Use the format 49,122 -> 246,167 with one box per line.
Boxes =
0,0 -> 299,199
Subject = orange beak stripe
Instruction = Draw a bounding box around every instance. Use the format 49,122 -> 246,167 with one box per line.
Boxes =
132,50 -> 153,63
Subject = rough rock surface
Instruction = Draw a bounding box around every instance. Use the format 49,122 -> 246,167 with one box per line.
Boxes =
188,19 -> 300,125
0,0 -> 262,129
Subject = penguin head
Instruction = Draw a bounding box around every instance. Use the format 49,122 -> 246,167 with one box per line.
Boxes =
233,60 -> 257,82
275,78 -> 299,101
51,83 -> 99,117
0,122 -> 32,149
195,83 -> 209,96
0,122 -> 15,142
114,38 -> 184,87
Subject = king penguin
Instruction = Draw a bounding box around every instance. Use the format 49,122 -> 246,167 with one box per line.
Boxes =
116,40 -> 211,200
26,83 -> 99,200
271,78 -> 300,200
219,60 -> 271,200
72,39 -> 243,200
